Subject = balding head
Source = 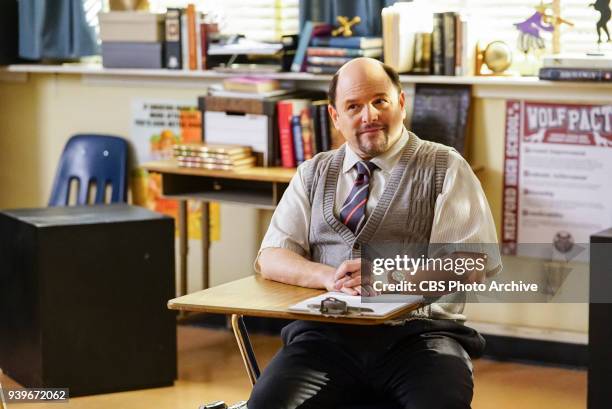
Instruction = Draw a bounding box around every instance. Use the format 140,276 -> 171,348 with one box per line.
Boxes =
327,58 -> 406,159
328,58 -> 402,108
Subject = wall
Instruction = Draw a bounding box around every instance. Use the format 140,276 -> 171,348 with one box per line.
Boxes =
1,71 -> 603,337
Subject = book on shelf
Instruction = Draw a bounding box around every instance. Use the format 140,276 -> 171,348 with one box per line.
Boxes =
300,109 -> 314,161
310,36 -> 383,49
538,67 -> 612,81
277,100 -> 297,167
173,143 -> 252,157
173,143 -> 256,169
314,100 -> 332,152
222,77 -> 281,93
443,12 -> 457,76
186,4 -> 197,70
164,8 -> 182,69
291,115 -> 305,164
306,65 -> 339,75
208,85 -> 294,100
176,156 -> 256,169
432,13 -> 445,76
454,14 -> 468,76
542,53 -> 612,70
306,47 -> 383,58
412,32 -> 432,74
382,2 -> 420,73
306,55 -> 353,67
180,13 -> 189,70
291,21 -> 333,73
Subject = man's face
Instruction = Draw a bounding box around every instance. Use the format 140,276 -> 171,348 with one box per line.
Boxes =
328,61 -> 406,159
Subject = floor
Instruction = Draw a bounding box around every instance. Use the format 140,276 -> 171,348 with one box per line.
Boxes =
0,325 -> 587,409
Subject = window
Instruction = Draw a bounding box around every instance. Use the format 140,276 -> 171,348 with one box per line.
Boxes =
429,0 -> 605,54
148,0 -> 300,42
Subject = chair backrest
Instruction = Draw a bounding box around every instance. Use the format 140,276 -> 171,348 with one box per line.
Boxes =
48,134 -> 128,206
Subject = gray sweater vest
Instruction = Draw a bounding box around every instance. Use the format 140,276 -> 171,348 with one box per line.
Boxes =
302,132 -> 465,320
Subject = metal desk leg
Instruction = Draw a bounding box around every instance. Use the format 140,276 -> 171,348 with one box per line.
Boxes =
201,202 -> 210,289
178,200 -> 189,296
231,314 -> 260,386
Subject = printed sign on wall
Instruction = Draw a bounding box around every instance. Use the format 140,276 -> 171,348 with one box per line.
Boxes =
130,98 -> 219,241
503,100 -> 612,256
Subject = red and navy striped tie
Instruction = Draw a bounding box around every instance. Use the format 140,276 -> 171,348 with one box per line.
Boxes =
340,161 -> 378,234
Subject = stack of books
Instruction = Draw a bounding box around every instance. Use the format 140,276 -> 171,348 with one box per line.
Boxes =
305,36 -> 383,74
290,20 -> 382,74
539,54 -> 612,82
207,77 -> 294,100
173,143 -> 256,170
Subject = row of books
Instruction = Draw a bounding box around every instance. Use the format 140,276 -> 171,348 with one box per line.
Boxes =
98,6 -> 218,70
277,98 -> 343,167
381,3 -> 468,76
430,12 -> 469,76
539,53 -> 612,82
173,143 -> 256,170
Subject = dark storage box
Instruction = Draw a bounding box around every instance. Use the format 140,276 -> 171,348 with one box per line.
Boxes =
0,204 -> 176,396
589,228 -> 612,408
102,42 -> 163,69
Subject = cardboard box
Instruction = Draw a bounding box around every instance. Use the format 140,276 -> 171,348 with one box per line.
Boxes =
99,11 -> 164,43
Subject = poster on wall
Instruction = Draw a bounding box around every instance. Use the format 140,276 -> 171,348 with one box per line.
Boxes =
130,98 -> 219,241
503,100 -> 612,257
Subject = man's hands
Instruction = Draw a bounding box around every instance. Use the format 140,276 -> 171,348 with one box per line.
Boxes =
331,259 -> 361,295
326,259 -> 378,296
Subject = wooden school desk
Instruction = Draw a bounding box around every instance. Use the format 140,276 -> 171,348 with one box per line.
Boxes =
167,275 -> 420,385
142,161 -> 295,296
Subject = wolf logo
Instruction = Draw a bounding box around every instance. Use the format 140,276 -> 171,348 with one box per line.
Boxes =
525,128 -> 546,143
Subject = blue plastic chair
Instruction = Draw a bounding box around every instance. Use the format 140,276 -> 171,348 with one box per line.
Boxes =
48,134 -> 128,206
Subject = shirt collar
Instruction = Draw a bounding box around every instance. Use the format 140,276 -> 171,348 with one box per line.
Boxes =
343,127 -> 409,174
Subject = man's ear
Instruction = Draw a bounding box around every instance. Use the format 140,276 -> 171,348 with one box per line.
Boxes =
399,90 -> 406,121
328,103 -> 340,130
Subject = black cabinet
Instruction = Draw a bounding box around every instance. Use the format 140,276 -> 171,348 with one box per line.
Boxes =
589,228 -> 612,409
0,204 -> 176,396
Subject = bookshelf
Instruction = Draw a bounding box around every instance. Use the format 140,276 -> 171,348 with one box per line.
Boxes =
3,63 -> 612,103
3,63 -> 612,87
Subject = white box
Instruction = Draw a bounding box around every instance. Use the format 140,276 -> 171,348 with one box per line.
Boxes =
204,111 -> 270,165
99,12 -> 164,43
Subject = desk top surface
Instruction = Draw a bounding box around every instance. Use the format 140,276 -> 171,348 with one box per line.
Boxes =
168,275 -> 419,325
142,161 -> 295,183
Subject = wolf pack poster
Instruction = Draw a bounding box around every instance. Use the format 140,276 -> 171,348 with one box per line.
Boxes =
503,100 -> 612,257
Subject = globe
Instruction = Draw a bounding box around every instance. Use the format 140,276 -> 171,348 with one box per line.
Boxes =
483,41 -> 513,73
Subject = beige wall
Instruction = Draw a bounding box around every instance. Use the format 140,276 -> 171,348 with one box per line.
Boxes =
0,73 -> 590,335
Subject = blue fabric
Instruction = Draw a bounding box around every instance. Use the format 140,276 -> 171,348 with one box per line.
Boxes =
49,134 -> 128,206
299,0 -> 398,37
19,0 -> 99,60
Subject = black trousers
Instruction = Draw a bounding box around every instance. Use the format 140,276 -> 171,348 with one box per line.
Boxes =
248,319 -> 485,409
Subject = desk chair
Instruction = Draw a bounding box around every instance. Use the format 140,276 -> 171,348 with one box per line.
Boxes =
48,134 -> 128,206
232,315 -> 402,409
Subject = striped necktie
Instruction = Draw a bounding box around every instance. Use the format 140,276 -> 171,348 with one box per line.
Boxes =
340,160 -> 378,234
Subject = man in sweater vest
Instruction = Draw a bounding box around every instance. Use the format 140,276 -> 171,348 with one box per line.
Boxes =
249,58 -> 501,409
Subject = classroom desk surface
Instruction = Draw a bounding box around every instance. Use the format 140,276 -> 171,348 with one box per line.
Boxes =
142,161 -> 296,183
167,275 -> 420,326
